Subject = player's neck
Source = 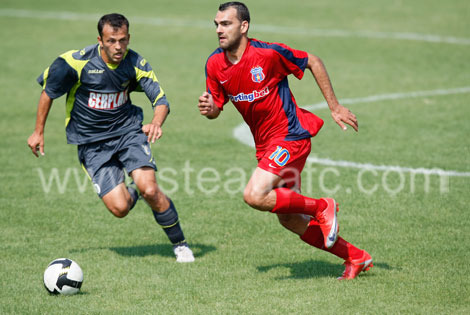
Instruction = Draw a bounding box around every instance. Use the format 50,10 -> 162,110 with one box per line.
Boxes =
225,37 -> 248,65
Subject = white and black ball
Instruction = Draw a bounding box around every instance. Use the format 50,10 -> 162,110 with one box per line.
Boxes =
43,258 -> 83,295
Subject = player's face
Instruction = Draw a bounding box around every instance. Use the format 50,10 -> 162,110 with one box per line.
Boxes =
214,8 -> 247,51
98,24 -> 130,64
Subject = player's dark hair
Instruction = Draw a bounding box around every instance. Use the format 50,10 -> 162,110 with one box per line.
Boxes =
97,13 -> 129,37
219,2 -> 250,23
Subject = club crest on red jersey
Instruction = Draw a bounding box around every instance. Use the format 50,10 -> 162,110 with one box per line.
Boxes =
250,66 -> 265,83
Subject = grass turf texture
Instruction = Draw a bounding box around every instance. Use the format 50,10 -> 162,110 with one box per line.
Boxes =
0,0 -> 469,313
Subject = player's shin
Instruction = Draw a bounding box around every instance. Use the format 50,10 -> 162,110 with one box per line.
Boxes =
151,199 -> 186,245
271,187 -> 327,216
127,185 -> 139,211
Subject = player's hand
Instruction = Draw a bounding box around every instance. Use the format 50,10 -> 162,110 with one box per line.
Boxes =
331,105 -> 358,132
198,92 -> 220,119
28,132 -> 45,157
198,91 -> 213,116
142,123 -> 163,144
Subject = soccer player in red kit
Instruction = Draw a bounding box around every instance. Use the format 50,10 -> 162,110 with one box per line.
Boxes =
198,2 -> 372,280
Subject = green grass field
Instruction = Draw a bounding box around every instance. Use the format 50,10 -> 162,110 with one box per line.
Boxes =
1,0 -> 469,313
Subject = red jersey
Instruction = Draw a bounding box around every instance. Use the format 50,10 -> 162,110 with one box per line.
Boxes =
205,38 -> 324,153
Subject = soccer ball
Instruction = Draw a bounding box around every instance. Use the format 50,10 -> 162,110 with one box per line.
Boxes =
43,258 -> 83,295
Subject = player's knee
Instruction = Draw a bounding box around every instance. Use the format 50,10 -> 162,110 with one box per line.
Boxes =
140,185 -> 158,201
243,187 -> 264,209
107,203 -> 130,218
243,187 -> 255,206
140,185 -> 168,210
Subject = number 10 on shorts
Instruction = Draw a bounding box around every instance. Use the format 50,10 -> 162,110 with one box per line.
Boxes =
269,146 -> 290,167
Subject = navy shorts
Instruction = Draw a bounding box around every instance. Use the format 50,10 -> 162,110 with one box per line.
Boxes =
78,130 -> 157,198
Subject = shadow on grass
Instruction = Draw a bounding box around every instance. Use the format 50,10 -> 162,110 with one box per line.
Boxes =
110,243 -> 216,259
257,260 -> 391,279
71,243 -> 216,259
46,290 -> 90,297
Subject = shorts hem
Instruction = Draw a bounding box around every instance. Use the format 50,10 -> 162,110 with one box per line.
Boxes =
126,163 -> 157,175
97,178 -> 125,198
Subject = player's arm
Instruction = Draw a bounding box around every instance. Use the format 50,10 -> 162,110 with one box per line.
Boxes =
306,53 -> 358,131
143,104 -> 168,144
198,91 -> 220,119
28,91 -> 53,157
141,86 -> 169,143
28,53 -> 80,156
135,58 -> 170,143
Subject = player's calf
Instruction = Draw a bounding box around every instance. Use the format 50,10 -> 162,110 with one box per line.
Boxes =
276,213 -> 311,235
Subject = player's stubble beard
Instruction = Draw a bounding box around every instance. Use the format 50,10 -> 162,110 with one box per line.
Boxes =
101,45 -> 124,64
220,32 -> 243,54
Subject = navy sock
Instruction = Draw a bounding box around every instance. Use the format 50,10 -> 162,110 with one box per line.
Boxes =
152,199 -> 186,245
127,186 -> 139,211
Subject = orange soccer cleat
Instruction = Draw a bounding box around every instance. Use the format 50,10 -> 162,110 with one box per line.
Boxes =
337,250 -> 373,280
316,198 -> 339,248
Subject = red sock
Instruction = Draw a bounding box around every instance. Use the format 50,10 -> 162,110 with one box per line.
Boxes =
271,187 -> 327,216
300,220 -> 363,261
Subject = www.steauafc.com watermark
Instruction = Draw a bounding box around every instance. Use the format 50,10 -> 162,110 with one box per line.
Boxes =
35,161 -> 450,196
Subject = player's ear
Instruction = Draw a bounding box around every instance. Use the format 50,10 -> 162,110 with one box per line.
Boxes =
241,21 -> 249,34
97,36 -> 103,48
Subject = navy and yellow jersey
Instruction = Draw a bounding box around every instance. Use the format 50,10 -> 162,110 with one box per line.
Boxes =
37,44 -> 169,145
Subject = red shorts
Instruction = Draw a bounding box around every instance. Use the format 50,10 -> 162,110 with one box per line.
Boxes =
257,138 -> 311,189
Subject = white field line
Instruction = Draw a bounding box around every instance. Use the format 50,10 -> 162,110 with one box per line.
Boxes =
1,8 -> 470,45
233,87 -> 470,177
307,157 -> 470,177
305,86 -> 470,111
254,25 -> 470,45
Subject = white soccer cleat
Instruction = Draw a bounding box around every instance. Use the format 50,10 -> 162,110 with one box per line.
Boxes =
173,244 -> 195,263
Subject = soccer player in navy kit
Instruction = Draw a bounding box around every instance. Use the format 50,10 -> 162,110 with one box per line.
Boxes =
28,13 -> 194,263
198,2 -> 372,279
